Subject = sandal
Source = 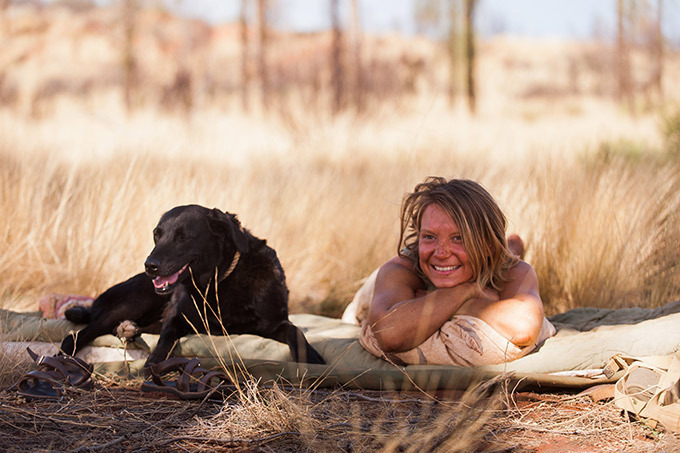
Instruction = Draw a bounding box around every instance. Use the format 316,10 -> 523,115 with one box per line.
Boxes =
16,347 -> 94,400
610,354 -> 680,432
141,357 -> 234,400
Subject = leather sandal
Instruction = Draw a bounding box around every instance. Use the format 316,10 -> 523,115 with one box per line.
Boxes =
16,347 -> 94,400
141,357 -> 234,400
610,354 -> 680,432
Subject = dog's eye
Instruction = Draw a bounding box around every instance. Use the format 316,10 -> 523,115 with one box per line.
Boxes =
153,228 -> 162,242
175,231 -> 188,243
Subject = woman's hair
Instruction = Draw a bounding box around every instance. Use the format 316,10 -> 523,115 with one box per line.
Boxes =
398,177 -> 518,291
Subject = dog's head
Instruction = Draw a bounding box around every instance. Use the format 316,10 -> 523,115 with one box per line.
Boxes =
144,205 -> 250,295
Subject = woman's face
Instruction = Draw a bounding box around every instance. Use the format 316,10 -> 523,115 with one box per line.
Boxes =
418,204 -> 474,288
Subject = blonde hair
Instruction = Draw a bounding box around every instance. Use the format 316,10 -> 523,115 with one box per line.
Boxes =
398,177 -> 518,291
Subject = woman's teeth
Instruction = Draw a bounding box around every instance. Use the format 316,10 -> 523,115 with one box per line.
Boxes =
433,265 -> 460,272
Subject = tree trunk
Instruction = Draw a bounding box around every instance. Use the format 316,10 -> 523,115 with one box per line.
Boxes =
122,0 -> 137,114
257,0 -> 268,110
464,0 -> 476,114
617,0 -> 633,111
447,0 -> 458,106
240,0 -> 249,111
654,0 -> 664,99
350,0 -> 363,111
330,0 -> 344,114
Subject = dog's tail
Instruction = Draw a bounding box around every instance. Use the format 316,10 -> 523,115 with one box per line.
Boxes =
64,306 -> 91,324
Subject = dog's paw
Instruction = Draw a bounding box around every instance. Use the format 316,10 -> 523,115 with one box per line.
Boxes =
115,320 -> 140,342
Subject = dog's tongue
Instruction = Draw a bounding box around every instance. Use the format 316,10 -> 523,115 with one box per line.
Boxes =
153,271 -> 180,289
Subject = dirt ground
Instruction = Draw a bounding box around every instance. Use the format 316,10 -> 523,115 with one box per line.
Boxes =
0,377 -> 677,452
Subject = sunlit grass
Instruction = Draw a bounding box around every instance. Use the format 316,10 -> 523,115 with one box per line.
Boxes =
1,94 -> 679,316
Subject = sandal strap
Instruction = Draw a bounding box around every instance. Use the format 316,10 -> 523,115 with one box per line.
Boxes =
26,348 -> 93,387
605,353 -> 678,379
27,347 -> 94,374
176,359 -> 232,394
148,357 -> 193,386
176,358 -> 205,392
146,356 -> 233,395
196,370 -> 232,393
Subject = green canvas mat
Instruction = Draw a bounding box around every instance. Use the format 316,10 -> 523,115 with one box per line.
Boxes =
3,300 -> 680,390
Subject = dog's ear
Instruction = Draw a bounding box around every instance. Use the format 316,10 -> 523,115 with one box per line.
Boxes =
208,208 -> 250,254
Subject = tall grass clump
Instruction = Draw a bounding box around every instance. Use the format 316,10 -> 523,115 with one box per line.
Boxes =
661,105 -> 680,159
180,377 -> 504,451
1,97 -> 679,316
2,137 -> 680,316
525,152 -> 680,313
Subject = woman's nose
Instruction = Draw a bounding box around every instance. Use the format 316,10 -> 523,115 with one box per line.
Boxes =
434,241 -> 451,257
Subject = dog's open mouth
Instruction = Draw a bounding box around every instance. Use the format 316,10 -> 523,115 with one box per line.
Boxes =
152,263 -> 189,295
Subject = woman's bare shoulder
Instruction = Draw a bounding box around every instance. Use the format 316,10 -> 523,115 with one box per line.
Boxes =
508,259 -> 536,278
501,259 -> 540,300
374,256 -> 424,297
381,255 -> 415,272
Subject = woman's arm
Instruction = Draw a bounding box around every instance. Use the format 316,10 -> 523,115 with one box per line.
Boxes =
367,258 -> 546,352
455,260 -> 545,347
367,256 -> 491,352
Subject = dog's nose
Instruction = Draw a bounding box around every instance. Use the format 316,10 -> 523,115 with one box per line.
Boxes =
145,257 -> 160,276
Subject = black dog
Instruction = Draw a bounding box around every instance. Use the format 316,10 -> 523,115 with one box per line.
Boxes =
60,205 -> 325,367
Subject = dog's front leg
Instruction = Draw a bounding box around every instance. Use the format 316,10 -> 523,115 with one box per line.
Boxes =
144,286 -> 191,368
270,321 -> 326,365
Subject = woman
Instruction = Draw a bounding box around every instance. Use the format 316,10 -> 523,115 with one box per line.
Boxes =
357,177 -> 555,366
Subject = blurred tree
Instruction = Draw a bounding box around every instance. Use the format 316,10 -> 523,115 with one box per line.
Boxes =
350,0 -> 363,111
122,0 -> 138,114
330,0 -> 344,114
653,0 -> 663,99
415,0 -> 462,109
447,0 -> 459,106
617,0 -> 633,111
464,0 -> 476,114
257,0 -> 269,110
414,0 -> 441,35
240,0 -> 249,111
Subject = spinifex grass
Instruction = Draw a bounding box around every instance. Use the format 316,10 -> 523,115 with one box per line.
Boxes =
1,128 -> 678,316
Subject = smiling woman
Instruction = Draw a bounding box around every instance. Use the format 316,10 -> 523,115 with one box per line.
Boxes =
417,204 -> 474,288
355,177 -> 556,367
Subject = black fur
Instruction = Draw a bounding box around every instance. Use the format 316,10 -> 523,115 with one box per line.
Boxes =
63,305 -> 90,324
59,205 -> 325,367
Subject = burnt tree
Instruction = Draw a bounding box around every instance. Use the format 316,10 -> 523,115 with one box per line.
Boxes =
330,0 -> 344,113
464,0 -> 477,114
240,0 -> 250,111
257,0 -> 269,110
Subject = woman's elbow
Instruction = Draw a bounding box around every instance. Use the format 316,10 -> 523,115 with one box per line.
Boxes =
507,311 -> 544,348
371,325 -> 403,352
368,306 -> 404,352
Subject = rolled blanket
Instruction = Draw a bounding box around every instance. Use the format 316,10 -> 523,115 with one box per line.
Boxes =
360,314 -> 556,366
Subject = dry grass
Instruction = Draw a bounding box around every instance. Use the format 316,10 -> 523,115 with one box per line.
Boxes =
0,102 -> 678,316
496,390 -> 679,451
0,343 -> 34,389
522,153 -> 680,314
1,370 -> 676,452
0,363 -> 505,452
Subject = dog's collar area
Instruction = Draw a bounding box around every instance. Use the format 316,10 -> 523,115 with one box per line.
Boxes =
218,251 -> 241,283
